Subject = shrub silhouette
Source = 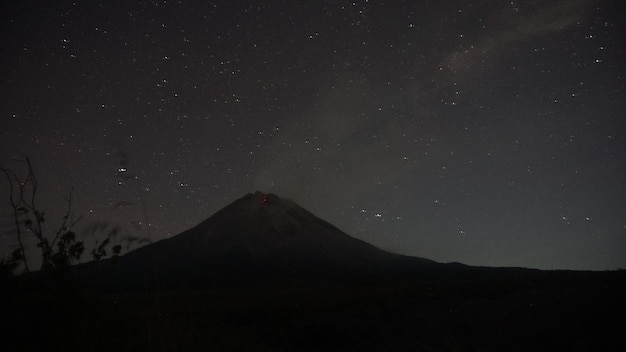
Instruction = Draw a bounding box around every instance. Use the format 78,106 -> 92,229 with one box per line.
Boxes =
0,156 -> 131,278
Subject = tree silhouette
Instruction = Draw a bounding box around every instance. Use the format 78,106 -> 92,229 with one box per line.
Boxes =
1,157 -> 142,279
1,157 -> 86,276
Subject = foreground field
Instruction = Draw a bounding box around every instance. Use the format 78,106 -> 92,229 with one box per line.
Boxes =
4,268 -> 625,351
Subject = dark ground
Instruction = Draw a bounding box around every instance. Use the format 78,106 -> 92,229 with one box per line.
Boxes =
3,267 -> 625,351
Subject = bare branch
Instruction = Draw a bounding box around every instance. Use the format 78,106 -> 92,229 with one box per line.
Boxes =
1,165 -> 29,273
52,187 -> 77,248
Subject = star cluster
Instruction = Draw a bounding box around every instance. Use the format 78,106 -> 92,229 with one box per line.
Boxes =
1,0 -> 625,270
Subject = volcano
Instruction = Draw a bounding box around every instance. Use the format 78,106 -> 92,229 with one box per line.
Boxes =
11,192 -> 626,352
95,191 -> 436,288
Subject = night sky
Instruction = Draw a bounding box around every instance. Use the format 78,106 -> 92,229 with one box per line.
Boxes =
1,0 -> 625,270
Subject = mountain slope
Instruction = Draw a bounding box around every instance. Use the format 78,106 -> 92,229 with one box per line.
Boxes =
95,191 -> 436,288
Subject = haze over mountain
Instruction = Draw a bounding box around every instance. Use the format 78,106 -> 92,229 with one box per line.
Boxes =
91,191 -> 438,288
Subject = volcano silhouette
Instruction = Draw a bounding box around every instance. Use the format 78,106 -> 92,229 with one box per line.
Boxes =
13,192 -> 626,352
94,191 -> 437,288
